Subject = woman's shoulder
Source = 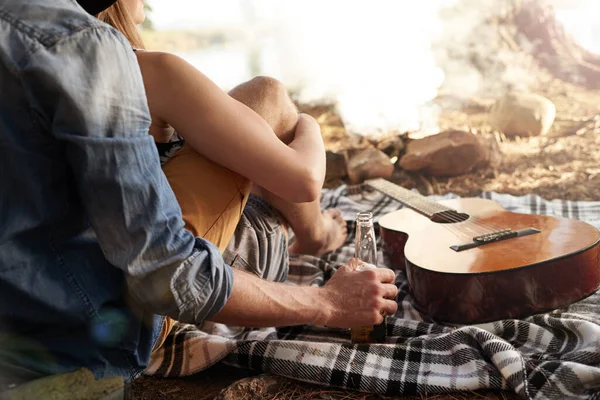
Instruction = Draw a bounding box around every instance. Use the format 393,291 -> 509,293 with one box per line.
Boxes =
133,50 -> 213,91
134,50 -> 187,73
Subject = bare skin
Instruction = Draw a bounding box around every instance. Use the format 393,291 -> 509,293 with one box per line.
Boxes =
130,56 -> 368,325
255,187 -> 348,256
136,52 -> 321,202
213,260 -> 398,328
138,55 -> 347,256
124,0 -> 347,257
225,76 -> 347,254
102,0 -> 385,329
226,77 -> 348,256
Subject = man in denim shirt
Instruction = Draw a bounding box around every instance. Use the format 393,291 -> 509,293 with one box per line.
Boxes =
0,0 -> 397,386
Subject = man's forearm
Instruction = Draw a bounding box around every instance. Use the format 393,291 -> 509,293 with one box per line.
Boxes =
127,238 -> 234,325
209,262 -> 400,330
209,269 -> 329,328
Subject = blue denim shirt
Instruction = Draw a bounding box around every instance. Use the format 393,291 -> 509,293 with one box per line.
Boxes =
0,0 -> 233,384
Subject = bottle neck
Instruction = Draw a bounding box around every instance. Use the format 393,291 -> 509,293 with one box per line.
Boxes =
355,211 -> 377,265
356,212 -> 374,226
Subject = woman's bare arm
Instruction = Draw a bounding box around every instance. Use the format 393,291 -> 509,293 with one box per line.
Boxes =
136,51 -> 325,203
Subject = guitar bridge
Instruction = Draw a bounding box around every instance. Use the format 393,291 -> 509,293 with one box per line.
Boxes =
450,228 -> 541,252
473,229 -> 517,243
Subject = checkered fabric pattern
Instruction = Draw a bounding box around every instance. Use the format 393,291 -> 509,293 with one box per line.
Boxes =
146,186 -> 600,400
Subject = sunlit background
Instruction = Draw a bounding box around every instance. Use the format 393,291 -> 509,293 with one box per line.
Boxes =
142,0 -> 600,135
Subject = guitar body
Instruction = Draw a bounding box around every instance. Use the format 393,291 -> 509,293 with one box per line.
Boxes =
379,197 -> 600,324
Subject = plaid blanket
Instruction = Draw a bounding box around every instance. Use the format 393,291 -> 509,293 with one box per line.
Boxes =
146,186 -> 600,400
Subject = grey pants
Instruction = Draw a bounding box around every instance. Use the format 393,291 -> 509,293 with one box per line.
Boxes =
223,194 -> 289,283
200,195 -> 289,337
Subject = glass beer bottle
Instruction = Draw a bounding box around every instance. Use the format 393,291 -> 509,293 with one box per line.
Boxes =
351,212 -> 387,343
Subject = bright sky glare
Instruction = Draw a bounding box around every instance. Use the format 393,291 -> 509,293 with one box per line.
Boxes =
149,0 -> 244,30
149,0 -> 600,53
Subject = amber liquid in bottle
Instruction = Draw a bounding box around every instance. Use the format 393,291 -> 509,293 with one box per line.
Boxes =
350,212 -> 387,343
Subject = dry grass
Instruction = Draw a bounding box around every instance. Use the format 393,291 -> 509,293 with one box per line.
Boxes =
301,71 -> 600,202
217,376 -> 519,400
131,30 -> 600,400
130,366 -> 520,400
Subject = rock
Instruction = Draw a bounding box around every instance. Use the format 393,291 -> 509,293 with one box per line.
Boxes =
347,148 -> 395,184
490,92 -> 556,137
399,130 -> 488,177
2,368 -> 124,400
478,132 -> 504,169
325,150 -> 348,181
375,134 -> 405,161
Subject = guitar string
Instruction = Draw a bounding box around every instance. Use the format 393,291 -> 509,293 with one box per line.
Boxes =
387,192 -> 492,238
407,194 -> 503,233
387,194 -> 471,239
447,219 -> 486,238
437,214 -> 503,237
423,209 -> 471,239
427,213 -> 503,241
449,215 -> 504,234
437,213 -> 501,233
409,202 -> 502,236
405,199 -> 495,235
402,203 -> 478,239
468,217 -> 505,233
447,223 -> 473,239
399,195 -> 505,238
371,181 -> 507,239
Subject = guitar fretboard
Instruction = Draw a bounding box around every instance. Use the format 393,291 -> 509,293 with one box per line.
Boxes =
366,178 -> 451,218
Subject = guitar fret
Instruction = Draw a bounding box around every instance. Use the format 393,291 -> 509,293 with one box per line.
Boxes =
366,178 -> 452,217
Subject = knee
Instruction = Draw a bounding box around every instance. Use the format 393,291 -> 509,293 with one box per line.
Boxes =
251,76 -> 298,134
250,76 -> 286,96
231,76 -> 288,106
230,76 -> 298,141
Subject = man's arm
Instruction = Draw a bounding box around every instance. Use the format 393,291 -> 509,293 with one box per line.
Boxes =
211,263 -> 398,328
23,24 -> 231,323
23,24 -> 398,329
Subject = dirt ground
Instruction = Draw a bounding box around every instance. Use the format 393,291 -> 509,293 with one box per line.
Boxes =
414,75 -> 600,201
130,364 -> 520,400
131,68 -> 599,400
309,73 -> 600,202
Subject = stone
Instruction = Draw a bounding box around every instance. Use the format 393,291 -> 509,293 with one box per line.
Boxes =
478,132 -> 504,169
399,130 -> 488,177
375,134 -> 405,161
2,368 -> 124,400
325,150 -> 348,181
347,148 -> 395,184
490,92 -> 556,137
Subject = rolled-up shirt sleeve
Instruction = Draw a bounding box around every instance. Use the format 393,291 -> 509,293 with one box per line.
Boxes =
22,24 -> 232,323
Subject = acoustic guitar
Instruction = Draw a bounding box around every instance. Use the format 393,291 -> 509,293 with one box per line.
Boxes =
364,178 -> 600,324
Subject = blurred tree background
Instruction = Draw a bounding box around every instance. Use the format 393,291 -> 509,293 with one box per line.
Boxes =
142,2 -> 153,30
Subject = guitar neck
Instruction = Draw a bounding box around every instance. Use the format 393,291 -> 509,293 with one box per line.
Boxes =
365,178 -> 451,217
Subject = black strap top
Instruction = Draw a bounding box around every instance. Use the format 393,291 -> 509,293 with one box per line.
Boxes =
132,48 -> 185,165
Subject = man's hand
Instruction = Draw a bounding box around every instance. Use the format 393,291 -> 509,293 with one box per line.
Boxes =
317,259 -> 399,328
210,258 -> 398,329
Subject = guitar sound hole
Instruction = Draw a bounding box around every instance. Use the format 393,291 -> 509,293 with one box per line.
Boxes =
430,210 -> 470,224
